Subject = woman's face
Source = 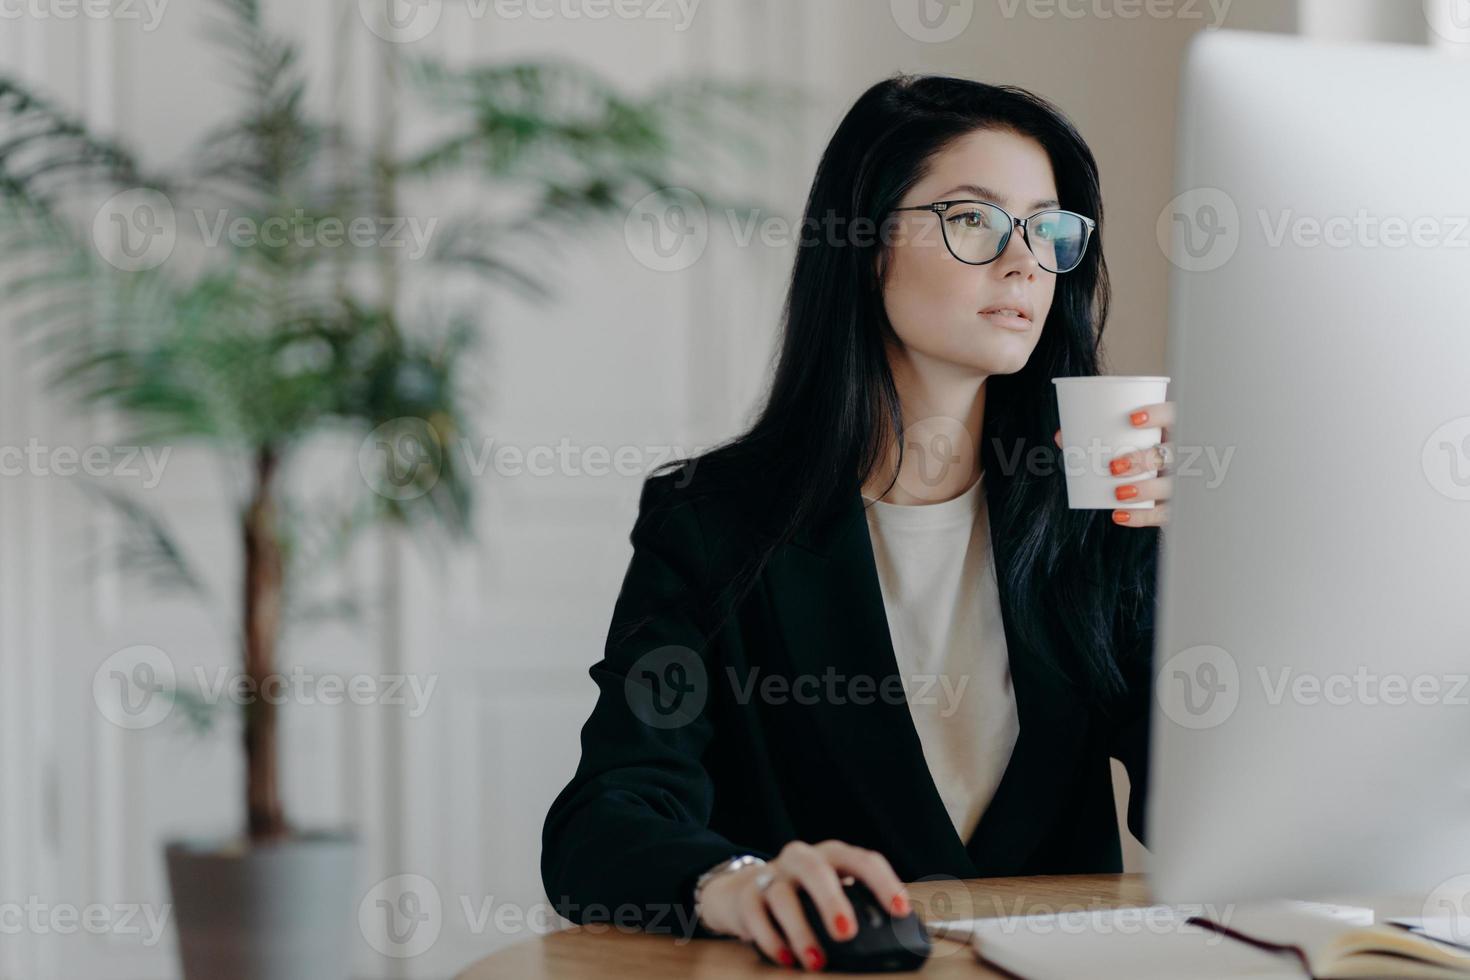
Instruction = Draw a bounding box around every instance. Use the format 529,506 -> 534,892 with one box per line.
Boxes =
880,128 -> 1060,374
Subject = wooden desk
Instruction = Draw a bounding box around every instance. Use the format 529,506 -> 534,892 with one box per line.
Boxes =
456,873 -> 1155,978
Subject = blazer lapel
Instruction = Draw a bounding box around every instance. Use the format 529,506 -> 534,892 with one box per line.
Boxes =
763,474 -> 1090,879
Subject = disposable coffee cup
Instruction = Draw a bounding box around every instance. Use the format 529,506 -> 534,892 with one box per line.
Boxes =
1051,376 -> 1170,510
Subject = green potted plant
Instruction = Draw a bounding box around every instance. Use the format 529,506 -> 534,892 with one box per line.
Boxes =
0,1 -> 788,976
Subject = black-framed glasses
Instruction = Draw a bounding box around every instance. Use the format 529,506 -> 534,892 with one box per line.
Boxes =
889,200 -> 1096,274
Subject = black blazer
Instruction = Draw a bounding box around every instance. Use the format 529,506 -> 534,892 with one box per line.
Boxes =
541,459 -> 1155,939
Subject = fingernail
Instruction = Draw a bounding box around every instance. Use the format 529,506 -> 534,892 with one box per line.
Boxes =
805,946 -> 826,970
1115,484 -> 1138,501
777,948 -> 796,967
891,894 -> 911,916
834,913 -> 854,939
1113,509 -> 1131,524
1131,411 -> 1149,426
1110,457 -> 1131,476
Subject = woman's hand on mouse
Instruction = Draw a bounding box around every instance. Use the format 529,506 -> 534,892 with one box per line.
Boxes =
1054,399 -> 1176,528
697,839 -> 910,971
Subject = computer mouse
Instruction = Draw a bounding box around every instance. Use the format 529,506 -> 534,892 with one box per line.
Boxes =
754,876 -> 931,972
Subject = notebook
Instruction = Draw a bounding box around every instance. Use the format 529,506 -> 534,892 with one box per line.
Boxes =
940,900 -> 1470,979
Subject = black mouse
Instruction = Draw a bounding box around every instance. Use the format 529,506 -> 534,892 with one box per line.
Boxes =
755,877 -> 931,972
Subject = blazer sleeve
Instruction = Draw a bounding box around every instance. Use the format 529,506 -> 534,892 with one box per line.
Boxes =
540,468 -> 775,939
1107,579 -> 1157,850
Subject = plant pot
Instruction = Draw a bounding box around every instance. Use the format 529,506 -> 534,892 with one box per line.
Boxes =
165,832 -> 357,980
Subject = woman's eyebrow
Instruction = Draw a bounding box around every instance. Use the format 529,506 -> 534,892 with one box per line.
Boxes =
938,183 -> 1060,211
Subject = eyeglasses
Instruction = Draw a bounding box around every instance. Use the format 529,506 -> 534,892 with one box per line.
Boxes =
889,200 -> 1096,274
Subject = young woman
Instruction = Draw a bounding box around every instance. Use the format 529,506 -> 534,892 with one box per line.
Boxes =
541,73 -> 1172,971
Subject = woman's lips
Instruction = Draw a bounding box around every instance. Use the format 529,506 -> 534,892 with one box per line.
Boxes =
980,310 -> 1032,330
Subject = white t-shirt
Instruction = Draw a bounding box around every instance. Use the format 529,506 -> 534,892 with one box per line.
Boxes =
861,471 -> 1020,844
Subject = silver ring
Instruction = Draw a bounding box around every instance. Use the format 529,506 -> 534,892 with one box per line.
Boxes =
1157,442 -> 1173,471
755,870 -> 777,893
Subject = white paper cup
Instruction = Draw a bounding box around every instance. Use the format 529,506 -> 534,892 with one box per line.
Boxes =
1051,376 -> 1170,510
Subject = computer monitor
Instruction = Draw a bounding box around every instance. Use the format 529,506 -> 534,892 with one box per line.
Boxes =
1146,27 -> 1470,907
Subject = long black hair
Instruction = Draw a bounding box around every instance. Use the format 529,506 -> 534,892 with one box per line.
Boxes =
650,73 -> 1159,712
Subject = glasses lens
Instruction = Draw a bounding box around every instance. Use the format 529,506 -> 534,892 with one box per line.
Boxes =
1027,210 -> 1089,272
941,202 -> 1011,264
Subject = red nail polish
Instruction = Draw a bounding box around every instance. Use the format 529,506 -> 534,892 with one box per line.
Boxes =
834,913 -> 853,939
805,946 -> 826,970
777,948 -> 796,967
1115,484 -> 1138,501
1131,411 -> 1149,426
1110,457 -> 1131,476
891,894 -> 911,916
1113,509 -> 1131,523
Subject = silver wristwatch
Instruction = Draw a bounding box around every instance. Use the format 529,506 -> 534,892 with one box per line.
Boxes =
692,854 -> 767,930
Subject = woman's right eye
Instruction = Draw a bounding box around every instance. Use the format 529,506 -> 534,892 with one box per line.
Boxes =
948,210 -> 989,229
